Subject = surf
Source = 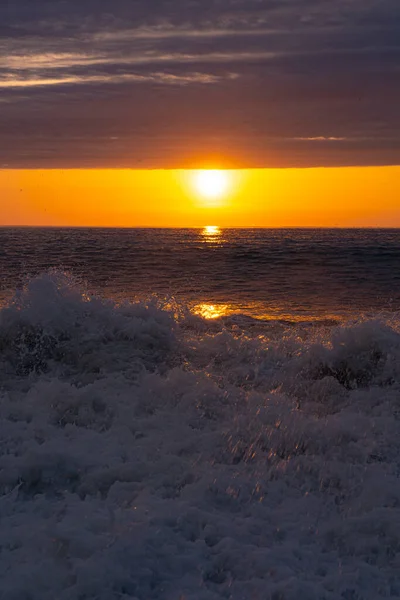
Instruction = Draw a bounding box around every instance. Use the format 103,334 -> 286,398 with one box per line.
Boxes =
1,271 -> 400,599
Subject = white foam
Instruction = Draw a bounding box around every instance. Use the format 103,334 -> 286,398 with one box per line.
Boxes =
1,272 -> 400,599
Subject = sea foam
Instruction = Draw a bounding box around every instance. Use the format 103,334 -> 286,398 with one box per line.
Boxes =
0,272 -> 399,599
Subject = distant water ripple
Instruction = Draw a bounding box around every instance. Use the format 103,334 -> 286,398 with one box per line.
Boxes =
1,227 -> 400,320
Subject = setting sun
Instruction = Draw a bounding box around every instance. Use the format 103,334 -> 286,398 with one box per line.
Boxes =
193,170 -> 230,203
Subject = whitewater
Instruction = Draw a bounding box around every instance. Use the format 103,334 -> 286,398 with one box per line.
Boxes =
1,270 -> 400,599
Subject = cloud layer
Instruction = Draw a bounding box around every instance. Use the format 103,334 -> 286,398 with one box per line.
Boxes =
1,0 -> 399,168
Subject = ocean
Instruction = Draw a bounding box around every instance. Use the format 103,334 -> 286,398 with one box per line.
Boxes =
2,227 -> 400,319
1,227 -> 400,599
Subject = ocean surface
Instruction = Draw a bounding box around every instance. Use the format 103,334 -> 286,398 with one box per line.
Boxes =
2,227 -> 400,320
1,227 -> 400,599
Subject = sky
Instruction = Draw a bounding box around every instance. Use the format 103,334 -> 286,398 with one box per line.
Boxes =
1,0 -> 399,169
0,1 -> 399,226
1,167 -> 400,227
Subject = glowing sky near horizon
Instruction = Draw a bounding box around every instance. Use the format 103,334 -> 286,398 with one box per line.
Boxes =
1,166 -> 399,228
1,1 -> 399,227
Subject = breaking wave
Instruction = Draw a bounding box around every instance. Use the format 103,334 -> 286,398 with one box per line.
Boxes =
1,272 -> 400,599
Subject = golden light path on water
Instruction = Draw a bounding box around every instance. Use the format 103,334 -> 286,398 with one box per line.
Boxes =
196,225 -> 298,321
202,225 -> 223,242
194,303 -> 231,319
193,226 -> 229,318
193,301 -> 342,322
194,226 -> 342,321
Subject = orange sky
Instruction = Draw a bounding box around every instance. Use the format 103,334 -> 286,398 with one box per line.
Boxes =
1,166 -> 399,227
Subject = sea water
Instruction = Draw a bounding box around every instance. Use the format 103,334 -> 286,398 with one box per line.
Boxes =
2,227 -> 400,319
1,227 -> 400,599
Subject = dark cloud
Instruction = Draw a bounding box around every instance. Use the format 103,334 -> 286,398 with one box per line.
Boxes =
0,0 -> 399,168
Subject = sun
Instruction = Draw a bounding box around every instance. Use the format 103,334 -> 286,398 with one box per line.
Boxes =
193,170 -> 229,202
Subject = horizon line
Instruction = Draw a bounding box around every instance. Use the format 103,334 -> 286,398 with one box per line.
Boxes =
1,225 -> 400,230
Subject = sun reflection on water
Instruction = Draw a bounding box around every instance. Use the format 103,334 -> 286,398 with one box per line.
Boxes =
202,225 -> 222,243
194,303 -> 231,319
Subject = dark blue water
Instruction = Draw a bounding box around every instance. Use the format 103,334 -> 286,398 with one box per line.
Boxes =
1,227 -> 400,319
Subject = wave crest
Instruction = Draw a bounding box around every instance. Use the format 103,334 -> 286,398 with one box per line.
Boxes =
0,271 -> 177,378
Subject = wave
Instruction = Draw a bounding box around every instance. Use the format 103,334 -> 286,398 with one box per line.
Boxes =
1,272 -> 400,599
